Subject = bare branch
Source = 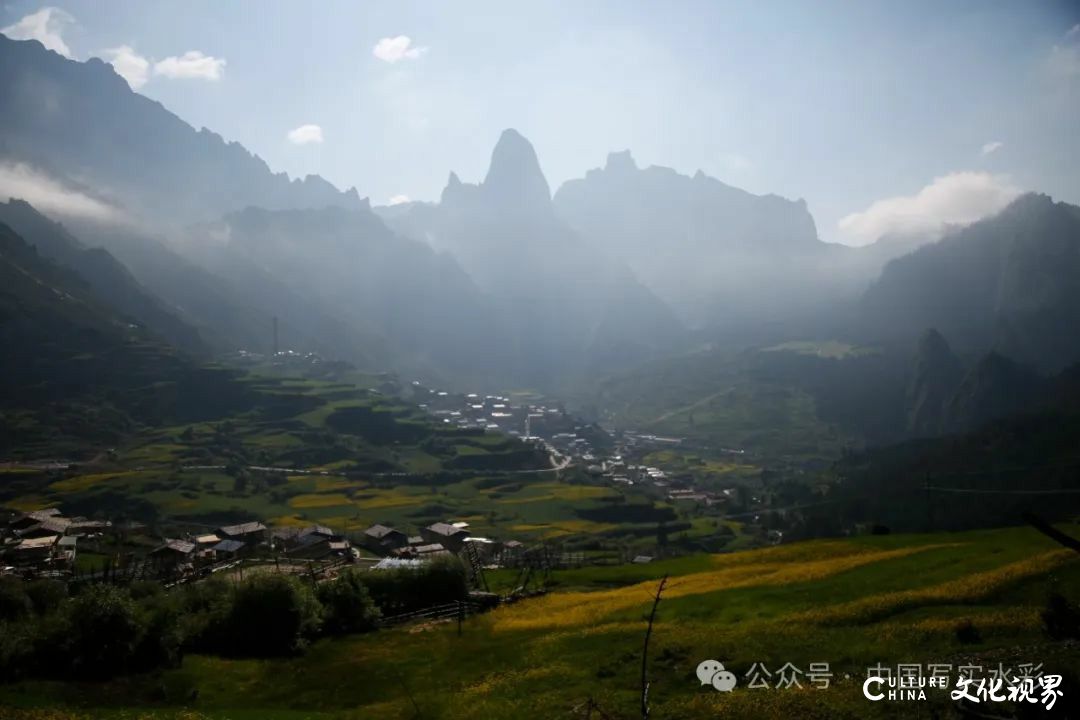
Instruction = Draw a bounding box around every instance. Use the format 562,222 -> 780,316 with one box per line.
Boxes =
640,574 -> 668,720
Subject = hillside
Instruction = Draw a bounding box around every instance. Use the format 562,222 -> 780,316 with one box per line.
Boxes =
3,526 -> 1077,719
862,194 -> 1080,373
553,151 -> 897,332
183,205 -> 504,383
0,199 -> 206,354
0,35 -> 362,226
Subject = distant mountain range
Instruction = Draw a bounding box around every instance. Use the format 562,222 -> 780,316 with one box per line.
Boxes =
0,34 -> 361,227
379,130 -> 684,386
2,33 -> 1079,399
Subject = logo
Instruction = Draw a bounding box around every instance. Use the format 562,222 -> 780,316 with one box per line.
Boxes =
696,659 -> 737,692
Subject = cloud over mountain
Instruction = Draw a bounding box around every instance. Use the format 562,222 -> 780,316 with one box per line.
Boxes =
838,172 -> 1021,246
287,124 -> 324,145
1,7 -> 74,57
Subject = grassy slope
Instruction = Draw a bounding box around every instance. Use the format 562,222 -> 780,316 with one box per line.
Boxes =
4,525 -> 1078,719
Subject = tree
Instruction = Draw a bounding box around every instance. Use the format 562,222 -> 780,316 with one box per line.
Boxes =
317,570 -> 381,635
64,584 -> 143,679
226,575 -> 322,656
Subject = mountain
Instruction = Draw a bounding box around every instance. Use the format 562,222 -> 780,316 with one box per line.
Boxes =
862,193 -> 1080,373
904,328 -> 963,437
553,151 -> 893,331
0,221 -> 256,455
0,199 -> 206,353
183,204 -> 506,381
379,130 -> 684,387
0,34 -> 362,226
943,352 -> 1046,434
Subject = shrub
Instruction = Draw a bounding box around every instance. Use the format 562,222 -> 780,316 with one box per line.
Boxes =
23,579 -> 67,615
225,574 -> 322,656
0,578 -> 32,621
317,570 -> 380,635
63,584 -> 143,679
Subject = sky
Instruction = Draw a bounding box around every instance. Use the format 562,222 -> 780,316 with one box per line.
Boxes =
2,0 -> 1079,244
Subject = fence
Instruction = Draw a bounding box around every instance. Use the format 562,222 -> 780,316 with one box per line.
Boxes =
378,600 -> 483,628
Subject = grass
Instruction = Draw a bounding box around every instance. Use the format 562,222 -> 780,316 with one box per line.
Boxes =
4,525 -> 1078,719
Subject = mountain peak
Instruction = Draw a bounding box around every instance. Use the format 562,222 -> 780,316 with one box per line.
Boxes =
482,129 -> 551,212
604,150 -> 637,174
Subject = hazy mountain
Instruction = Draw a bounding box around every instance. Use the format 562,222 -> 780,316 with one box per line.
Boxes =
862,194 -> 1080,372
0,220 -> 257,453
904,328 -> 963,437
185,204 -> 507,381
380,130 -> 684,387
943,352 -> 1046,434
0,199 -> 206,354
0,35 -> 362,227
553,151 -> 894,331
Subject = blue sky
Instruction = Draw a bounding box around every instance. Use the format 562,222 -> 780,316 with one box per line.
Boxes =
2,0 -> 1079,243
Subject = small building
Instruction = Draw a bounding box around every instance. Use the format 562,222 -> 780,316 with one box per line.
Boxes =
12,535 -> 59,563
414,543 -> 449,558
218,522 -> 267,544
363,524 -> 408,553
18,517 -> 71,539
149,539 -> 196,568
421,522 -> 470,553
211,538 -> 245,560
9,509 -> 61,531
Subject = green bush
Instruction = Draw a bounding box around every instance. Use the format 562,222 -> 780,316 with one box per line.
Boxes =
317,570 -> 380,635
225,574 -> 322,656
0,578 -> 32,621
63,584 -> 144,679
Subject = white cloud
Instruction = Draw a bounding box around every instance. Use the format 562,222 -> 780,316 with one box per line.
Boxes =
1,7 -> 75,58
101,45 -> 150,89
387,194 -> 410,206
372,35 -> 426,63
153,50 -> 226,80
837,171 -> 1021,246
0,162 -> 124,223
980,140 -> 1004,156
1067,24 -> 1080,39
287,124 -> 324,145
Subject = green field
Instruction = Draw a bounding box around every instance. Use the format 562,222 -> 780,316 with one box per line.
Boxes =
4,525 -> 1078,719
0,374 -> 689,548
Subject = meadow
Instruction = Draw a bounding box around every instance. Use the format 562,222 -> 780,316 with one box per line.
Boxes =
2,525 -> 1077,719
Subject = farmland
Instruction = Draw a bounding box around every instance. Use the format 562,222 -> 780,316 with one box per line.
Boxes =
2,525 -> 1078,719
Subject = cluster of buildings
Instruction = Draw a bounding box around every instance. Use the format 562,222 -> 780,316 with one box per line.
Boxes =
1,508 -> 112,573
410,382 -> 586,444
361,520 -> 525,567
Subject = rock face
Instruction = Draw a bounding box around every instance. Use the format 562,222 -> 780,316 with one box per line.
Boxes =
863,194 -> 1080,373
381,130 -> 684,386
943,352 -> 1046,434
0,34 -> 363,226
905,329 -> 963,437
553,150 -> 861,330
